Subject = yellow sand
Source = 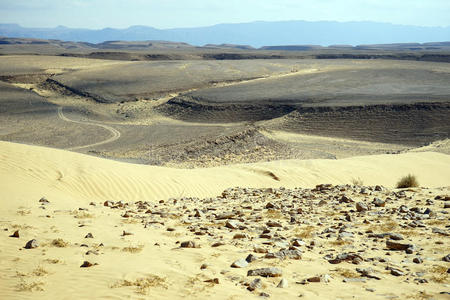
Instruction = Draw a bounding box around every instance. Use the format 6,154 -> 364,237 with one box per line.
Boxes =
0,141 -> 449,299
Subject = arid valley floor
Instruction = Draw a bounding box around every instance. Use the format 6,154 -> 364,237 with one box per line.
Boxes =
0,40 -> 449,299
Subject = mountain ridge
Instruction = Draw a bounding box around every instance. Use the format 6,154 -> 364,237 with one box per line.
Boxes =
1,20 -> 450,47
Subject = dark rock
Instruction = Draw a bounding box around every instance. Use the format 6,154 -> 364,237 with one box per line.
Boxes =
180,241 -> 200,248
10,230 -> 19,238
413,257 -> 423,264
386,240 -> 414,251
24,239 -> 38,249
80,261 -> 96,268
247,278 -> 262,291
204,278 -> 219,284
266,221 -> 282,227
356,202 -> 368,212
246,254 -> 258,263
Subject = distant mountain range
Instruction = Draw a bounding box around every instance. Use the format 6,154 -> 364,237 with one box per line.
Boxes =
1,21 -> 450,47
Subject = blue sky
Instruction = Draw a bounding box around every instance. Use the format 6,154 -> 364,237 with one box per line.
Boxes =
1,0 -> 449,29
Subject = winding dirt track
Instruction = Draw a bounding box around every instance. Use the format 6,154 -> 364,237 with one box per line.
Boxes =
57,107 -> 121,151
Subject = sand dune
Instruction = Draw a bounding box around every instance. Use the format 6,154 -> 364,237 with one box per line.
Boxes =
1,142 -> 449,299
1,141 -> 449,208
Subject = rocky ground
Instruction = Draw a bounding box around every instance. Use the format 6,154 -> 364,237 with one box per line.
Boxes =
4,184 -> 449,299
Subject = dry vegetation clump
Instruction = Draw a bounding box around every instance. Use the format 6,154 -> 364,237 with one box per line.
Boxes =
396,174 -> 419,188
111,274 -> 167,295
367,219 -> 398,232
122,245 -> 144,253
31,266 -> 49,277
17,209 -> 31,216
16,279 -> 45,292
44,258 -> 63,264
264,209 -> 285,219
351,177 -> 364,186
71,210 -> 94,219
51,238 -> 69,248
293,225 -> 316,239
333,267 -> 360,278
429,265 -> 448,283
329,239 -> 353,246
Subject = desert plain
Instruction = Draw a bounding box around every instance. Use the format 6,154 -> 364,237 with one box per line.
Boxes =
0,39 -> 449,299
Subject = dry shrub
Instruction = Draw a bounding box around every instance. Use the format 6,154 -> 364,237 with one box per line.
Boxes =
333,267 -> 360,278
32,266 -> 49,277
264,209 -> 284,219
44,258 -> 62,264
367,218 -> 398,232
51,238 -> 69,248
16,279 -> 44,292
429,265 -> 448,283
122,245 -> 144,253
111,274 -> 167,295
351,177 -> 364,186
17,209 -> 31,216
396,174 -> 419,188
329,239 -> 353,246
293,225 -> 316,239
71,210 -> 94,219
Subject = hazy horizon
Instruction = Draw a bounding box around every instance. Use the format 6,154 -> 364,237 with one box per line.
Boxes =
3,19 -> 450,31
1,0 -> 449,29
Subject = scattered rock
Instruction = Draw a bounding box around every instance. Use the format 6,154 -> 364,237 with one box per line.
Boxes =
204,278 -> 219,284
356,202 -> 368,212
386,240 -> 414,251
246,254 -> 258,263
180,241 -> 200,248
277,278 -> 288,288
231,258 -> 248,268
247,267 -> 282,277
80,261 -> 96,268
10,230 -> 19,238
265,249 -> 302,260
247,278 -> 262,291
24,239 -> 38,249
226,220 -> 240,230
413,257 -> 423,264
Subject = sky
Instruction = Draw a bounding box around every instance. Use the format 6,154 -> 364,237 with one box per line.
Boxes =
1,0 -> 449,29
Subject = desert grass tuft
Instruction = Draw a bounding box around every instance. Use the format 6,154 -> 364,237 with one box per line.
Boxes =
51,238 -> 69,248
293,225 -> 316,239
122,245 -> 144,253
333,267 -> 360,278
111,274 -> 167,295
351,177 -> 364,186
16,279 -> 44,292
396,174 -> 419,188
429,265 -> 448,283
